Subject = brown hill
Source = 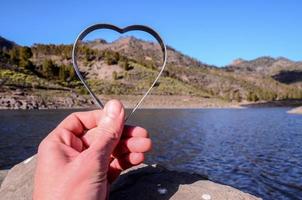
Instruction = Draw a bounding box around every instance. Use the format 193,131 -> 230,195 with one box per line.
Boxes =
0,35 -> 302,104
226,56 -> 302,89
0,36 -> 17,50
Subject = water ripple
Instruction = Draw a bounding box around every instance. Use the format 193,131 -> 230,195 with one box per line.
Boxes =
0,108 -> 301,200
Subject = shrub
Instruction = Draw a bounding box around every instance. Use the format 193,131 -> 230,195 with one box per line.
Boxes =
104,51 -> 119,65
42,59 -> 59,78
112,71 -> 118,80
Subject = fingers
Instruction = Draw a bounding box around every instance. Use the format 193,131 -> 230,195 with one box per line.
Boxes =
107,125 -> 150,183
57,110 -> 102,136
113,137 -> 152,157
108,153 -> 145,183
112,153 -> 144,169
122,125 -> 149,138
49,109 -> 102,152
87,100 -> 125,158
53,128 -> 85,152
83,125 -> 150,150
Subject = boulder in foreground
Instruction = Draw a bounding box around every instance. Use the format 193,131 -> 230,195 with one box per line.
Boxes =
0,155 -> 261,200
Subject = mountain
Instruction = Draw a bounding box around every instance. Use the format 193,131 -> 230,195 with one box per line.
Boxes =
0,35 -> 302,106
86,36 -> 208,69
226,56 -> 302,89
0,36 -> 17,50
227,56 -> 302,75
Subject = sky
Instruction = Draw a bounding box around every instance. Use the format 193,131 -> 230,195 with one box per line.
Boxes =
1,0 -> 302,66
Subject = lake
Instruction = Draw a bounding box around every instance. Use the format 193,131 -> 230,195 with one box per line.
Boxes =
0,108 -> 301,200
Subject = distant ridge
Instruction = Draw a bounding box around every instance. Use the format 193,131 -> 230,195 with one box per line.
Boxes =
0,36 -> 17,50
226,56 -> 302,75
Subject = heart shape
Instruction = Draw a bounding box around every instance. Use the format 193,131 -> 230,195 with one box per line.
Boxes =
72,24 -> 167,120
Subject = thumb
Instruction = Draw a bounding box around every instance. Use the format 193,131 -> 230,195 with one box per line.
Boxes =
88,100 -> 125,158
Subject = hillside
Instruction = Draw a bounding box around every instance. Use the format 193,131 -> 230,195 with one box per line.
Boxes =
0,36 -> 16,51
227,56 -> 302,75
0,36 -> 301,109
226,57 -> 302,88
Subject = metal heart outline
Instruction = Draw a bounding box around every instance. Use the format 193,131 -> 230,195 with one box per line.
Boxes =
72,24 -> 167,121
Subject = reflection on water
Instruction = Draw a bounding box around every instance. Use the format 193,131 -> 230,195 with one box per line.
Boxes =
0,108 -> 301,200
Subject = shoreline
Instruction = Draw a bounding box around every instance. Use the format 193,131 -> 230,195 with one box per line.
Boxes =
0,90 -> 301,110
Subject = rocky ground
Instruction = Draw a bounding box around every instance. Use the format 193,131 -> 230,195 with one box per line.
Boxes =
0,170 -> 8,186
0,155 -> 261,200
0,89 -> 241,109
0,89 -> 94,109
1,89 -> 301,110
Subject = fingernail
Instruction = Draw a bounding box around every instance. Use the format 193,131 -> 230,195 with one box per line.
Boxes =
106,100 -> 122,118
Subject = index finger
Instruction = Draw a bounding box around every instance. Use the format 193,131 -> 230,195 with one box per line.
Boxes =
57,110 -> 103,136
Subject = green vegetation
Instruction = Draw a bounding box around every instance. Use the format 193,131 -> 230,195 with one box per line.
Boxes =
41,59 -> 75,82
0,37 -> 301,103
6,46 -> 34,71
0,45 -> 77,88
0,69 -> 61,89
112,71 -> 118,80
104,50 -> 119,65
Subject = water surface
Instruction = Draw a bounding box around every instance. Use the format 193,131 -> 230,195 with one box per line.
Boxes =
0,108 -> 301,200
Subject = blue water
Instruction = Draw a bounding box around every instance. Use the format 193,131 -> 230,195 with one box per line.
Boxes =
0,108 -> 301,199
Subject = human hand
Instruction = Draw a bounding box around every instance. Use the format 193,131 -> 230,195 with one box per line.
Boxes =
33,100 -> 152,200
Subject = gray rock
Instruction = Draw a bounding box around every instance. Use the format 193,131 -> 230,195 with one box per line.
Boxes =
0,170 -> 9,186
0,156 -> 261,200
288,106 -> 302,114
14,100 -> 22,109
0,156 -> 36,200
110,164 -> 261,200
13,89 -> 24,96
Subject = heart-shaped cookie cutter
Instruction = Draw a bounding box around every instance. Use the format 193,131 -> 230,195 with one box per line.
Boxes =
72,24 -> 167,121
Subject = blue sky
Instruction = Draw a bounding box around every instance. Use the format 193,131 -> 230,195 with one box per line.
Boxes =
1,0 -> 301,66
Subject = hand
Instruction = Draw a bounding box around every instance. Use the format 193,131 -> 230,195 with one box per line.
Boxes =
33,100 -> 152,200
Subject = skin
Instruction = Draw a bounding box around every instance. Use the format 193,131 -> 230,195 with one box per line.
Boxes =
33,100 -> 152,200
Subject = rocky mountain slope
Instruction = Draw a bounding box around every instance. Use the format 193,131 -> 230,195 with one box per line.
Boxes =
0,35 -> 301,109
227,57 -> 302,88
0,36 -> 16,50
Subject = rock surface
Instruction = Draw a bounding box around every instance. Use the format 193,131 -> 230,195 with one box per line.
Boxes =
0,155 -> 261,200
0,170 -> 8,186
0,91 -> 94,110
288,106 -> 302,114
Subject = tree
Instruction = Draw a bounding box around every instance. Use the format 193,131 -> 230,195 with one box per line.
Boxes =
42,59 -> 59,77
0,49 -> 9,62
104,51 -> 119,65
59,65 -> 76,82
19,47 -> 33,60
59,65 -> 68,81
19,59 -> 35,71
234,92 -> 241,102
68,65 -> 76,81
119,60 -> 131,71
9,47 -> 20,64
82,47 -> 96,62
247,91 -> 259,102
112,71 -> 118,80
18,47 -> 35,71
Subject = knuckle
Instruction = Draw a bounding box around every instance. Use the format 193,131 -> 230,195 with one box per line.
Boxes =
99,126 -> 120,141
59,128 -> 70,138
67,112 -> 77,121
37,133 -> 59,154
37,139 -> 53,154
65,112 -> 81,122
